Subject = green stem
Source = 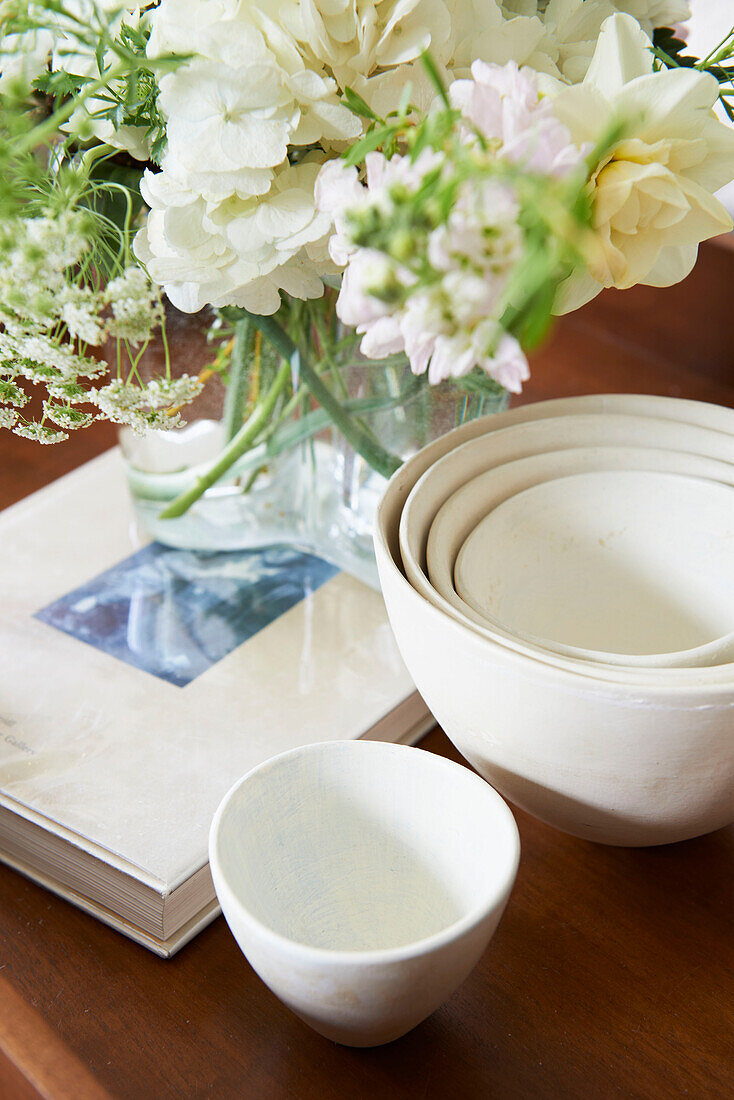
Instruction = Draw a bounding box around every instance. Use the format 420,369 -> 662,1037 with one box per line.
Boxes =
17,64 -> 129,156
222,317 -> 255,443
248,312 -> 403,480
158,357 -> 291,519
310,304 -> 391,453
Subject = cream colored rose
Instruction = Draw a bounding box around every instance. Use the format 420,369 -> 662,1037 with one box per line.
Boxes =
551,13 -> 734,312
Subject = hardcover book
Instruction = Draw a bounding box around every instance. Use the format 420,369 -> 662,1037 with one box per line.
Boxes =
0,450 -> 432,955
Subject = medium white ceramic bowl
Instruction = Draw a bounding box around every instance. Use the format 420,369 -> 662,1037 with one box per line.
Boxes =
419,447 -> 734,680
401,413 -> 734,581
375,395 -> 734,845
209,740 -> 520,1047
454,470 -> 734,664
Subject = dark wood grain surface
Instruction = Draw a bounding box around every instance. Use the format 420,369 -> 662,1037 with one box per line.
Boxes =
1,241 -> 733,1099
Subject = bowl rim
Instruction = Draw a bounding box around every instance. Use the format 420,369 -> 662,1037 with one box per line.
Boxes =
209,739 -> 521,966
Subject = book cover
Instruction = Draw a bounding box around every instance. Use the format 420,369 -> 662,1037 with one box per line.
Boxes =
0,450 -> 430,953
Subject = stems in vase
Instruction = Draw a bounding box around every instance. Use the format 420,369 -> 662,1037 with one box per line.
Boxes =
222,317 -> 256,443
157,307 -> 403,521
158,356 -> 291,519
248,312 -> 403,481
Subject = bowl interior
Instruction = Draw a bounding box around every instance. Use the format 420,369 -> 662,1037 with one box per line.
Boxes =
455,470 -> 734,656
213,742 -> 518,954
422,447 -> 734,671
402,413 -> 734,581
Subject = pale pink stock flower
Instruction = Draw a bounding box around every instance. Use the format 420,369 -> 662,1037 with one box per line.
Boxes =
450,60 -> 583,178
487,332 -> 530,393
313,60 -> 566,392
313,159 -> 365,266
336,250 -> 397,328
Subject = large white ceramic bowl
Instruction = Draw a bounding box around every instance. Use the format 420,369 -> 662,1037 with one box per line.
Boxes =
402,413 -> 734,580
419,447 -> 734,680
375,536 -> 734,846
454,470 -> 734,664
210,740 -> 520,1047
375,395 -> 734,846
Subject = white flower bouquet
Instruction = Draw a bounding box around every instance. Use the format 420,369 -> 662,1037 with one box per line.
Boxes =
1,1 -> 734,518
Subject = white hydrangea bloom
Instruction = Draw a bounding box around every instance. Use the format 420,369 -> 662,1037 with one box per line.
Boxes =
158,50 -> 298,182
550,13 -> 734,311
204,160 -> 333,266
538,0 -> 690,85
136,159 -> 333,314
612,1 -> 690,36
540,0 -> 618,83
444,0 -> 555,75
141,0 -> 367,313
135,191 -> 242,313
146,0 -> 243,57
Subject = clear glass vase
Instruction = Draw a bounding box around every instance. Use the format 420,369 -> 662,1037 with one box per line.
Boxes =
121,315 -> 508,588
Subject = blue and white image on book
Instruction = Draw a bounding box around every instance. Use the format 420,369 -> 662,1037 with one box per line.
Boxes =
35,543 -> 339,687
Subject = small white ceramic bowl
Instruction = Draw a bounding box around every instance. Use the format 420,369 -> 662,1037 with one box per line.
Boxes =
209,740 -> 520,1047
454,470 -> 734,665
418,446 -> 734,681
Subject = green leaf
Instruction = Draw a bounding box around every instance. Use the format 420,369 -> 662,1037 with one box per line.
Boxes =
420,50 -> 449,107
342,125 -> 393,167
397,82 -> 413,119
343,86 -> 383,122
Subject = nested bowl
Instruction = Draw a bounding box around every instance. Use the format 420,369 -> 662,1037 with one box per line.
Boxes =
453,470 -> 734,667
375,395 -> 734,845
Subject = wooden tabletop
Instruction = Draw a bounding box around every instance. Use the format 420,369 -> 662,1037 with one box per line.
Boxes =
1,242 -> 733,1099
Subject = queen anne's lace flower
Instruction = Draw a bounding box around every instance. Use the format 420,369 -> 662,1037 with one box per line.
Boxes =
105,267 -> 165,341
60,289 -> 107,346
13,421 -> 69,443
0,380 -> 29,407
91,374 -> 203,432
42,402 -> 95,430
0,211 -> 188,442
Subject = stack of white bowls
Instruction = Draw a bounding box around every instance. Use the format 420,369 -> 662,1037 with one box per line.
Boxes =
374,394 -> 734,847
